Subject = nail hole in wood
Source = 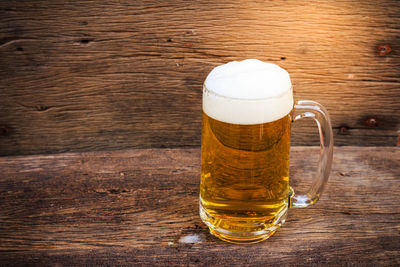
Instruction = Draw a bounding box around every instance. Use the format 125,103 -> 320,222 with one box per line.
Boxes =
280,57 -> 286,60
0,125 -> 10,136
36,105 -> 49,111
377,44 -> 392,56
167,38 -> 172,42
338,125 -> 349,135
108,189 -> 119,194
80,39 -> 91,45
366,118 -> 378,127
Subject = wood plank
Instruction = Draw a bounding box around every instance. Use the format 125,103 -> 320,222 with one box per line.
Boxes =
0,147 -> 399,265
0,0 -> 399,155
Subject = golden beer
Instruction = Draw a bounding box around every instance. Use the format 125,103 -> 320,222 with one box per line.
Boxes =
200,111 -> 292,242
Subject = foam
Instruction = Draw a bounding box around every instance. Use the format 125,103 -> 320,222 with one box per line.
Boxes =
203,59 -> 293,124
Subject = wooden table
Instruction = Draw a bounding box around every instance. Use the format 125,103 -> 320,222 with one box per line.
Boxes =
0,147 -> 399,266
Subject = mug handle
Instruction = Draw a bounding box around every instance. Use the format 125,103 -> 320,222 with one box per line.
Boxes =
290,100 -> 334,208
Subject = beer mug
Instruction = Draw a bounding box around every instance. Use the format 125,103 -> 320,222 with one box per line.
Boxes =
200,59 -> 333,243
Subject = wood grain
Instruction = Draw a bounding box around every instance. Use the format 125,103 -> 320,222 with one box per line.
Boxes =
0,147 -> 399,266
0,0 -> 400,155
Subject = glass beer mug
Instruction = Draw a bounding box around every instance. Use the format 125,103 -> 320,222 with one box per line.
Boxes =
199,59 -> 333,243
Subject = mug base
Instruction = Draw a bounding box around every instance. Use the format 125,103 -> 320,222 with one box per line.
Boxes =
200,202 -> 287,244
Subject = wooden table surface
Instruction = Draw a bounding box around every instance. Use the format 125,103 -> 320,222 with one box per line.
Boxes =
0,147 -> 399,266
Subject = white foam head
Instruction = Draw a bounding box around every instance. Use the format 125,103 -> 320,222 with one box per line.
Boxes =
203,59 -> 293,124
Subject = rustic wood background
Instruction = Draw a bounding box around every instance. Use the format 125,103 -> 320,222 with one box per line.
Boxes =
0,147 -> 399,265
1,0 -> 399,156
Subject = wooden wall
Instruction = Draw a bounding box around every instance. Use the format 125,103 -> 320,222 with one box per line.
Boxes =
0,0 -> 399,156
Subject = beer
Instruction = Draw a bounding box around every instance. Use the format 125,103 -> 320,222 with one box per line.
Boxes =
200,112 -> 292,241
200,59 -> 294,243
